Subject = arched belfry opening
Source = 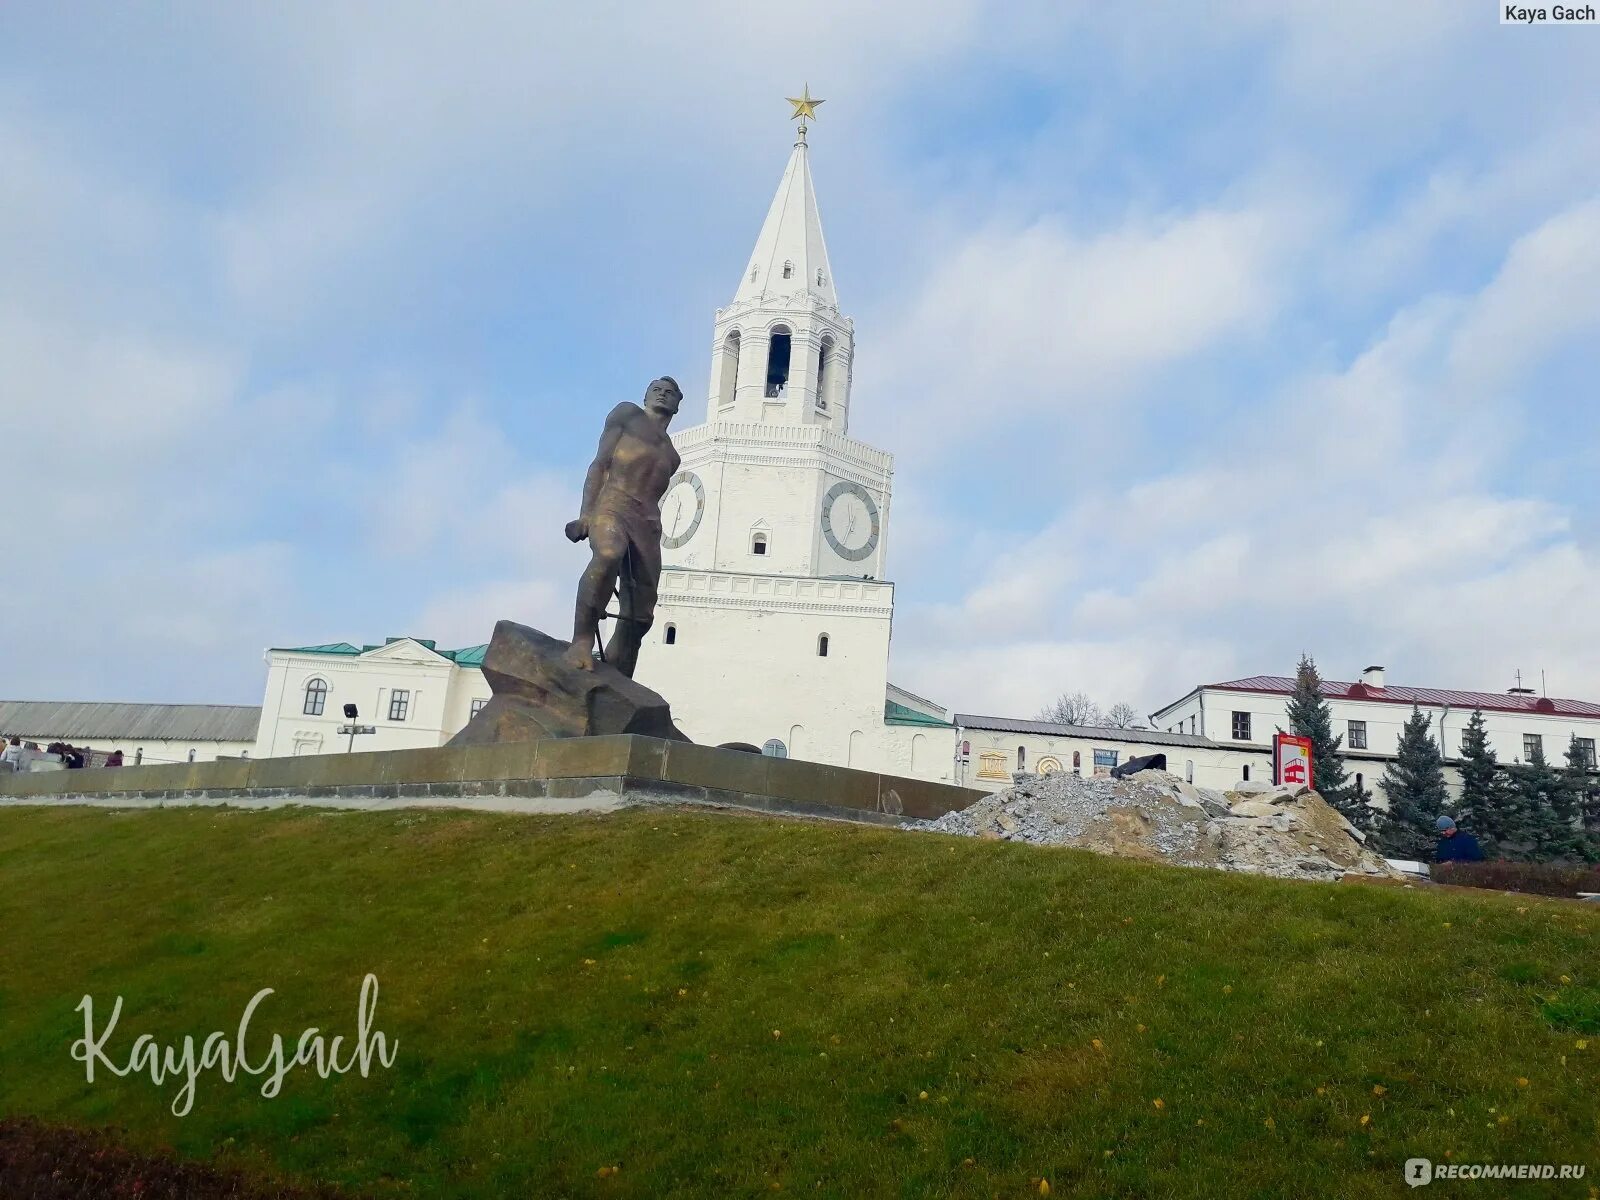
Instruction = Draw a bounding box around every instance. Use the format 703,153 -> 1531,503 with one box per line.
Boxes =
717,330 -> 740,408
816,335 -> 834,410
765,325 -> 792,398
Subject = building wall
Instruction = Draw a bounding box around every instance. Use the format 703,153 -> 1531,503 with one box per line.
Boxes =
954,727 -> 1267,793
8,736 -> 257,766
254,646 -> 489,758
665,421 -> 893,582
1154,686 -> 1600,799
633,567 -> 896,768
874,723 -> 958,784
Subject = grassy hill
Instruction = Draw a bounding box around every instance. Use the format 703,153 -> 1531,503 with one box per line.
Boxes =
0,805 -> 1595,1198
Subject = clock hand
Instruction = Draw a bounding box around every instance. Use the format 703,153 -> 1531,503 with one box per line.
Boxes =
672,497 -> 683,532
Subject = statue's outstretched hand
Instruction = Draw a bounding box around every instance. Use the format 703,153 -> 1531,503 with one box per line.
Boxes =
565,517 -> 589,543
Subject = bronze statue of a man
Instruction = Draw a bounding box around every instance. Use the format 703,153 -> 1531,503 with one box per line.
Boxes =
564,377 -> 683,676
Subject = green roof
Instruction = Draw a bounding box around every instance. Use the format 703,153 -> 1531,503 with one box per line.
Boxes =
884,700 -> 954,727
276,639 -> 487,665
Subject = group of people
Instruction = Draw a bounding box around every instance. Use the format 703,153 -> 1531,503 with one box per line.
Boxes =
0,737 -> 124,773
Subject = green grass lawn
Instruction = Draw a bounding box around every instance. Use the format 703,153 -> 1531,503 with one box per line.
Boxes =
1,805 -> 1596,1198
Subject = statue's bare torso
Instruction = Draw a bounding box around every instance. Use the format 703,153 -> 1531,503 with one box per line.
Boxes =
595,402 -> 680,515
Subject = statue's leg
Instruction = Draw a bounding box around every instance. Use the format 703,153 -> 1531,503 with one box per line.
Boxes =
566,517 -> 627,671
604,532 -> 659,679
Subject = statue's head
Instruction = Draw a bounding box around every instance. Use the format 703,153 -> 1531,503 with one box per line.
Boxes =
643,376 -> 683,421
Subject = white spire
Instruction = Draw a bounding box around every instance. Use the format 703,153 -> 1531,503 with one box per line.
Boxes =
733,130 -> 838,308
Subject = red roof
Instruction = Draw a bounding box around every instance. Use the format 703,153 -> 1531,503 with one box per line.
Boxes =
1206,676 -> 1600,719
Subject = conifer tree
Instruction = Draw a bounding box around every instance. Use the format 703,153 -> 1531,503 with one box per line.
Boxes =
1284,653 -> 1350,807
1455,709 -> 1516,853
1561,736 -> 1600,861
1511,740 -> 1581,862
1344,772 -> 1382,839
1377,706 -> 1448,859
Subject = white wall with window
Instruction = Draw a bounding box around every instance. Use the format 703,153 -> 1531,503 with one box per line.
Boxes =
1150,668 -> 1600,800
632,572 -> 905,771
951,716 -> 1265,793
253,638 -> 491,758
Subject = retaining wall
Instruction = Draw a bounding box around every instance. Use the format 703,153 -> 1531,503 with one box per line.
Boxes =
0,735 -> 981,824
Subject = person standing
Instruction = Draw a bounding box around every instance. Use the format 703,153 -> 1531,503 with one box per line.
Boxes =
1,737 -> 22,772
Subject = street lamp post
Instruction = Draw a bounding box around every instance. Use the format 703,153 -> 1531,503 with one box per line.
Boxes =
337,703 -> 375,754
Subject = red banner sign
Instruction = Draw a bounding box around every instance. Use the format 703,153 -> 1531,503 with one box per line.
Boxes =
1273,733 -> 1313,788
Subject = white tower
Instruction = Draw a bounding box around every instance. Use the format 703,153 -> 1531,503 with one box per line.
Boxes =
658,96 -> 893,584
633,93 -> 901,764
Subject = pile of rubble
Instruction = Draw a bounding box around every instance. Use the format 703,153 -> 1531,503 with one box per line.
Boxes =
923,769 -> 1399,882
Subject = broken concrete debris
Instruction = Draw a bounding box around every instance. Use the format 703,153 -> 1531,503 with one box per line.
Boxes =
921,769 -> 1398,882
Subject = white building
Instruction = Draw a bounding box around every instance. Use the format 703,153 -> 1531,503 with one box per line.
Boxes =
0,700 -> 259,765
252,639 -> 489,758
1150,666 -> 1600,798
952,715 -> 1265,793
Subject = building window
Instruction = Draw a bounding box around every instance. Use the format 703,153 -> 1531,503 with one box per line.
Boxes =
762,738 -> 788,758
1017,745 -> 1027,770
1348,720 -> 1367,750
765,325 -> 792,397
752,532 -> 768,556
1093,749 -> 1118,769
817,633 -> 829,657
1072,750 -> 1081,770
816,335 -> 834,410
782,260 -> 793,280
1577,738 -> 1597,769
717,329 -> 740,408
1231,711 -> 1251,741
1185,759 -> 1195,783
1242,765 -> 1251,781
303,677 -> 328,716
816,268 -> 825,286
389,690 -> 410,722
664,623 -> 677,645
471,698 -> 488,719
1523,733 -> 1541,761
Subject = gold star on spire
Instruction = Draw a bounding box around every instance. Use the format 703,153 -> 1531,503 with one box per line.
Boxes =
786,84 -> 825,124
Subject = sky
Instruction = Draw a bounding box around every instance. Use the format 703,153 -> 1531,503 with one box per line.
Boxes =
3,2 -> 1598,720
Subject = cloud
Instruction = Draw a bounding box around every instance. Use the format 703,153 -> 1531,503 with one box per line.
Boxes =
1446,199 -> 1600,389
887,197 -> 1600,716
863,201 -> 1301,443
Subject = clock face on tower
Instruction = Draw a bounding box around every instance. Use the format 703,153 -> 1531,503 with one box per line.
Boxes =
820,480 -> 880,562
661,471 -> 706,549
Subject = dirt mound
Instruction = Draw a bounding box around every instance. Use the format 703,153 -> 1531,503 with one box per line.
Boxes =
924,769 -> 1398,882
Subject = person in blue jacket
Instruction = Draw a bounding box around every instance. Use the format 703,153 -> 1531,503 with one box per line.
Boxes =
1434,814 -> 1484,863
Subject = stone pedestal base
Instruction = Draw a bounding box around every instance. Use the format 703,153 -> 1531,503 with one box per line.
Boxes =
447,620 -> 689,746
